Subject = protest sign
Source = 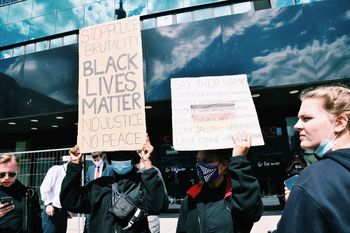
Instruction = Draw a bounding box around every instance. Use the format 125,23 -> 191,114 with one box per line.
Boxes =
77,16 -> 146,153
171,74 -> 264,151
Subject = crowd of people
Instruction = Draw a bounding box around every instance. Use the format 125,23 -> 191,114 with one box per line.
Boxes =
0,84 -> 350,233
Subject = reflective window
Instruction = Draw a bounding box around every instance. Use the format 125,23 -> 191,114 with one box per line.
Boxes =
213,5 -> 231,17
13,45 -> 25,57
5,20 -> 31,45
50,37 -> 62,49
25,43 -> 35,54
183,0 -> 220,8
193,8 -> 212,21
0,5 -> 9,25
124,0 -> 147,17
147,0 -> 183,14
1,48 -> 12,59
30,14 -> 56,40
176,11 -> 192,24
0,0 -> 24,7
233,2 -> 252,14
7,0 -> 33,24
63,34 -> 77,45
295,0 -> 322,4
56,6 -> 84,34
0,28 -> 4,46
35,40 -> 49,52
84,1 -> 114,27
58,0 -> 85,11
157,15 -> 173,27
142,18 -> 155,29
32,0 -> 58,17
272,0 -> 294,8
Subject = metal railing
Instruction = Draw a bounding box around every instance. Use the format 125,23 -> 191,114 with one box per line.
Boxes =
14,148 -> 71,194
12,147 -> 86,233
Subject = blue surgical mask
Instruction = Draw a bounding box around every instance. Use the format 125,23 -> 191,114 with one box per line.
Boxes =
313,122 -> 338,158
196,162 -> 221,182
313,139 -> 335,158
111,160 -> 133,175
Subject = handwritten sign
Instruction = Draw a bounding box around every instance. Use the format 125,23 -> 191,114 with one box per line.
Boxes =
77,16 -> 146,153
171,75 -> 264,151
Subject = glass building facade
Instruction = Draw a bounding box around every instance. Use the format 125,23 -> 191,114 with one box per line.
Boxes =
0,0 -> 345,206
0,0 -> 322,50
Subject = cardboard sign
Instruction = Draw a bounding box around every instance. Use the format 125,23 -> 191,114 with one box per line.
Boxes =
77,16 -> 146,153
171,75 -> 264,151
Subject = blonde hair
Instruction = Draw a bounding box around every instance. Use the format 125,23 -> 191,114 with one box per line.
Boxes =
300,84 -> 350,128
0,153 -> 18,166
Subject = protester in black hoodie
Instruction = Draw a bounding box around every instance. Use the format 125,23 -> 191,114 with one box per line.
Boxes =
176,134 -> 263,233
275,84 -> 350,233
60,137 -> 168,233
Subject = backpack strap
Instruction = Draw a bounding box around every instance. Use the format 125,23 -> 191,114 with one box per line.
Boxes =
22,188 -> 35,233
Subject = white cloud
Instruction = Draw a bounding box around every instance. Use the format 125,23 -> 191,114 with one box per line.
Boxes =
8,21 -> 30,36
251,35 -> 350,86
344,10 -> 350,20
223,7 -> 303,42
147,26 -> 221,96
222,9 -> 280,42
299,30 -> 307,37
157,23 -> 189,39
84,1 -> 114,27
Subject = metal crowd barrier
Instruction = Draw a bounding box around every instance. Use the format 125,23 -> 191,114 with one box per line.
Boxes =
13,148 -> 87,233
14,148 -> 71,193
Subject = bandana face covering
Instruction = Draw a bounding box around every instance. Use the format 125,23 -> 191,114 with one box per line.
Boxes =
196,162 -> 221,182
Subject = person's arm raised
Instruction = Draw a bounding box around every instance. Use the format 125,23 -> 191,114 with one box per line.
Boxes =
69,145 -> 82,164
232,133 -> 251,157
140,135 -> 154,169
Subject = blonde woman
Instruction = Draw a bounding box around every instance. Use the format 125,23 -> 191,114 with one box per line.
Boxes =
276,84 -> 350,232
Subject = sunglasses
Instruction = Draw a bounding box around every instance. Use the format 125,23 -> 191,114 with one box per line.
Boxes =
0,172 -> 18,178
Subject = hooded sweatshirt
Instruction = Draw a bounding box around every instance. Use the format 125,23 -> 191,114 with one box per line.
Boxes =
276,148 -> 350,233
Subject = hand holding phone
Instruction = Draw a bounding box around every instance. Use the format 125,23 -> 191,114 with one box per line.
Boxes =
284,175 -> 299,190
0,196 -> 13,205
0,197 -> 14,218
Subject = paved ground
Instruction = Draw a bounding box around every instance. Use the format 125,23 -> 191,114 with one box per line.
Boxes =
159,210 -> 281,233
67,210 -> 282,233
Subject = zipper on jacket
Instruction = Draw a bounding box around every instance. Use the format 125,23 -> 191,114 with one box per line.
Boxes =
198,216 -> 202,233
225,204 -> 232,214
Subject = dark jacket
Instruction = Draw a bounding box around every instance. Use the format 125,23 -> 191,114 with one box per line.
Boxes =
176,156 -> 264,233
60,162 -> 168,233
276,149 -> 350,233
0,180 -> 42,233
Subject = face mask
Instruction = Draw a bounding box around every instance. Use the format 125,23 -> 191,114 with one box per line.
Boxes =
111,160 -> 133,175
93,160 -> 103,167
196,162 -> 221,182
313,122 -> 338,158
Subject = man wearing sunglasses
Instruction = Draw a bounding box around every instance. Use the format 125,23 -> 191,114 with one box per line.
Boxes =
0,153 -> 42,233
